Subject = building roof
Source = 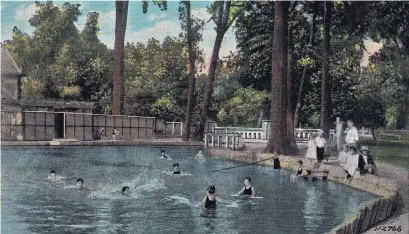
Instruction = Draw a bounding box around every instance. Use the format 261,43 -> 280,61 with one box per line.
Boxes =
0,43 -> 23,77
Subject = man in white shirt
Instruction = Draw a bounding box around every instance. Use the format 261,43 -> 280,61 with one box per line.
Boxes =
344,120 -> 359,153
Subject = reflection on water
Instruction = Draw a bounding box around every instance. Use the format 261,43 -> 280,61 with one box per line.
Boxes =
1,146 -> 378,234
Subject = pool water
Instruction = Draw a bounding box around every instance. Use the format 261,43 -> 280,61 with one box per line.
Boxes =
1,146 -> 378,234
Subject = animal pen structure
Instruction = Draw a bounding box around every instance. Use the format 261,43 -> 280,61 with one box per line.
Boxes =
1,110 -> 156,141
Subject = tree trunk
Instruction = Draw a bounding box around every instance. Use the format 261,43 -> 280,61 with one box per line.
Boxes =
286,20 -> 297,152
112,0 -> 129,115
320,1 -> 332,137
183,0 -> 196,141
293,6 -> 317,129
264,1 -> 289,154
195,1 -> 230,141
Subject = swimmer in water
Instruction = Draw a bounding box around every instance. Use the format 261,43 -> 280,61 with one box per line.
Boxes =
296,160 -> 305,177
291,160 -> 305,182
122,186 -> 130,196
76,178 -> 85,189
44,170 -> 65,181
159,150 -> 172,160
173,163 -> 181,175
235,177 -> 255,197
195,149 -> 204,159
201,185 -> 221,209
47,170 -> 57,180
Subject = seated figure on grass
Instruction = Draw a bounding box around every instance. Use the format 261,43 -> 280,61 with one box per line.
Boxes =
358,146 -> 377,175
338,145 -> 349,167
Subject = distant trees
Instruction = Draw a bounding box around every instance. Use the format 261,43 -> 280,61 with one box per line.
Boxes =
4,0 -> 409,143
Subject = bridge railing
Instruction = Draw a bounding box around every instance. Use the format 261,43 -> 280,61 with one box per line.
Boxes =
204,132 -> 243,149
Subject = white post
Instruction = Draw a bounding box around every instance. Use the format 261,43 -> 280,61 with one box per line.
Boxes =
336,117 -> 342,152
172,122 -> 175,137
217,135 -> 221,147
225,135 -> 229,149
204,134 -> 208,148
211,135 -> 215,147
180,123 -> 183,137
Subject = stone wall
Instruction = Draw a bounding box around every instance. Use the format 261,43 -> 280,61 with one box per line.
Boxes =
206,149 -> 399,234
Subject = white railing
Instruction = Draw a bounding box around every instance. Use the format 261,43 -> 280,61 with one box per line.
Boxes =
214,127 -> 266,140
211,127 -> 337,142
204,132 -> 243,149
294,129 -> 336,141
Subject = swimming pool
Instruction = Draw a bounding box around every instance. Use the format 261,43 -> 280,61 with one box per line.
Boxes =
1,146 -> 378,234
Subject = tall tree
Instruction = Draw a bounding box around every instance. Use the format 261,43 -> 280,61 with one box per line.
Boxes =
195,1 -> 242,140
286,2 -> 297,151
112,0 -> 168,115
264,1 -> 290,154
179,0 -> 205,141
182,1 -> 195,141
112,0 -> 129,115
293,3 -> 317,129
320,1 -> 332,137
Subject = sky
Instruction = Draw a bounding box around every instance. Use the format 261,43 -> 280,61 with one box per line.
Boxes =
0,0 -> 237,68
1,1 -> 380,69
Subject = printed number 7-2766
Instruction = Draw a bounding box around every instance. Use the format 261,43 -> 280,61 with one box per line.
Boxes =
373,226 -> 401,232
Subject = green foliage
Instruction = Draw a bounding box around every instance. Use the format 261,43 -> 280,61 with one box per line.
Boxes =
4,2 -> 112,113
217,88 -> 268,127
21,78 -> 43,97
123,37 -> 188,121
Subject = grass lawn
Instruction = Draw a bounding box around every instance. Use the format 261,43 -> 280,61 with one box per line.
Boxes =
368,144 -> 409,170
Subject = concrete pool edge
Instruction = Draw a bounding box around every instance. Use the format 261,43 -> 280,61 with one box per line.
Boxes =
206,148 -> 399,234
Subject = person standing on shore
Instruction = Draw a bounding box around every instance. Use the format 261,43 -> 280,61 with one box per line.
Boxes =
306,134 -> 317,162
344,120 -> 359,153
315,131 -> 326,163
112,128 -> 120,140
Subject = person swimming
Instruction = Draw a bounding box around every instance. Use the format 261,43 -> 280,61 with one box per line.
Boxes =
44,170 -> 65,181
48,170 -> 57,180
291,160 -> 305,182
201,185 -> 221,209
122,186 -> 130,196
195,149 -> 204,159
76,178 -> 85,189
235,177 -> 255,196
173,163 -> 181,175
159,150 -> 172,160
296,160 -> 304,176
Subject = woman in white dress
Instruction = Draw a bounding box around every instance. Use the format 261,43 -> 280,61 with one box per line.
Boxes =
305,134 -> 317,162
344,147 -> 360,180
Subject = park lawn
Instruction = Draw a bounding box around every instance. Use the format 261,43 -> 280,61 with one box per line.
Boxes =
369,145 -> 409,170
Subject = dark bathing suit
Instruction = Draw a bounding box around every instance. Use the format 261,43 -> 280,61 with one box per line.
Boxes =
297,168 -> 303,175
205,196 -> 216,209
243,186 -> 252,195
173,170 -> 181,174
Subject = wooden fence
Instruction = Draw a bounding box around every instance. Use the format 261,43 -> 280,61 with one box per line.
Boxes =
1,110 -> 156,141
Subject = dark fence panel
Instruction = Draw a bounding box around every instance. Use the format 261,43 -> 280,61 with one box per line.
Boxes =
1,111 -> 156,141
